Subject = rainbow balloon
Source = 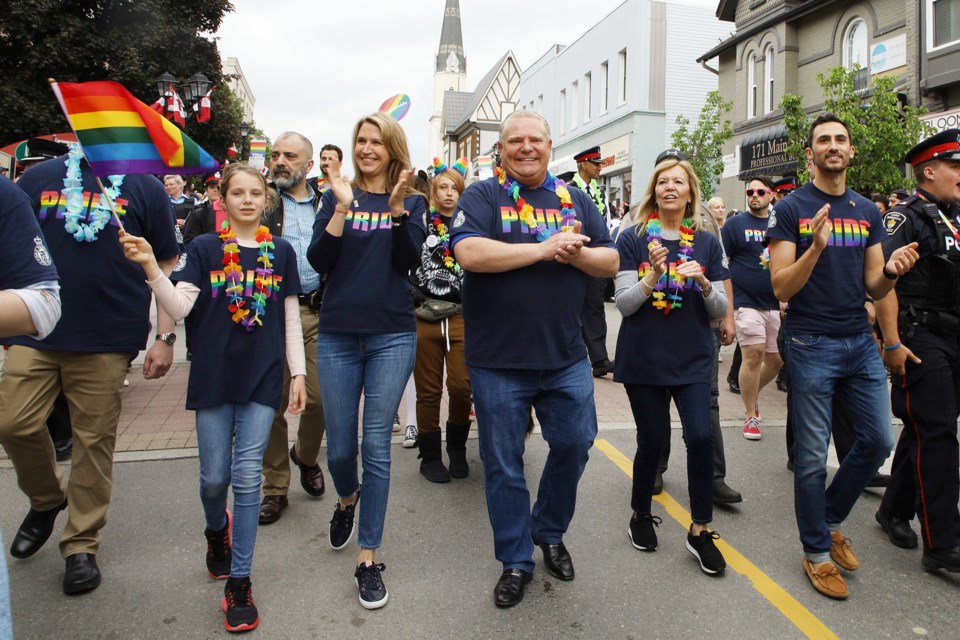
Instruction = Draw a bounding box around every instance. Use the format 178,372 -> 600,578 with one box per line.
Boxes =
378,93 -> 411,121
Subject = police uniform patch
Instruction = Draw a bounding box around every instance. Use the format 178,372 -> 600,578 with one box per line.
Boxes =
767,208 -> 777,228
174,253 -> 188,272
453,210 -> 466,228
33,236 -> 52,266
884,211 -> 906,235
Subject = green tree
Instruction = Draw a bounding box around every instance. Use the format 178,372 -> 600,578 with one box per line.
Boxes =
0,0 -> 237,161
779,66 -> 934,194
670,90 -> 734,199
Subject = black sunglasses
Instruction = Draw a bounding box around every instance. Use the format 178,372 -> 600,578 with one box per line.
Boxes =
745,189 -> 769,197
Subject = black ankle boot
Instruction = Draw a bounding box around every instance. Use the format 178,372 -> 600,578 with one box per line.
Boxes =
446,421 -> 471,478
418,430 -> 450,483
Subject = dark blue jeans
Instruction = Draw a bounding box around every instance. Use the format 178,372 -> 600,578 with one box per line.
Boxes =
470,359 -> 597,573
785,332 -> 894,556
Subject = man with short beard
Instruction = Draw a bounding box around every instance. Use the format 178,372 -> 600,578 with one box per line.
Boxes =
313,144 -> 343,194
766,113 -> 919,600
258,132 -> 328,524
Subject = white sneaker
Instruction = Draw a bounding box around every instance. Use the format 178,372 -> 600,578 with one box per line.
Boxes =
402,425 -> 418,448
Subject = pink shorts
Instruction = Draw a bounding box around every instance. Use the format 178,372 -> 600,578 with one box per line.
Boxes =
734,307 -> 781,352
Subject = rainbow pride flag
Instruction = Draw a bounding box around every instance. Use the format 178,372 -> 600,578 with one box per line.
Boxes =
50,80 -> 221,176
248,140 -> 267,154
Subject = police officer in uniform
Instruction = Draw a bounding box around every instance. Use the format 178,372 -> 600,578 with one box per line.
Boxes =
874,129 -> 960,572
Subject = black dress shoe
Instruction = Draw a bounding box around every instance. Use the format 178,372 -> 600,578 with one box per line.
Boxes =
922,546 -> 960,572
592,359 -> 615,378
494,568 -> 532,608
533,537 -> 574,580
713,481 -> 743,504
653,472 -> 664,495
728,380 -> 741,394
63,553 -> 101,595
258,495 -> 288,525
10,500 -> 67,559
290,446 -> 325,497
875,509 -> 918,549
866,473 -> 890,488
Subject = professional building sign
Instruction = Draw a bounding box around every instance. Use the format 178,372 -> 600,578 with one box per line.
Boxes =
923,107 -> 960,134
739,132 -> 791,174
870,34 -> 907,75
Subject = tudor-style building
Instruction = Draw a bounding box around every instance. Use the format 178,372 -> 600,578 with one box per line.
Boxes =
701,0 -> 960,209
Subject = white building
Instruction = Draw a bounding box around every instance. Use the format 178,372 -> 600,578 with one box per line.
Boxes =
519,0 -> 728,213
222,57 -> 256,124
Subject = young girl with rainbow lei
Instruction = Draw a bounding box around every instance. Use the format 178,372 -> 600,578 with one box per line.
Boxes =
121,163 -> 306,633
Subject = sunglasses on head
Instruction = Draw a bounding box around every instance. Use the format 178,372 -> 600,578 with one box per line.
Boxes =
745,189 -> 769,197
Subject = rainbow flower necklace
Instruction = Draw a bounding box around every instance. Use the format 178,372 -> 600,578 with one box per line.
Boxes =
428,206 -> 461,274
496,166 -> 576,241
220,221 -> 275,331
62,144 -> 123,242
644,212 -> 699,314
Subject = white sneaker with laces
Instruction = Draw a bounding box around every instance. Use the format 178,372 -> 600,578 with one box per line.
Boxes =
403,424 -> 418,448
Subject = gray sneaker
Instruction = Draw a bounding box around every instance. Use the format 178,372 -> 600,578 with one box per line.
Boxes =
402,424 -> 418,448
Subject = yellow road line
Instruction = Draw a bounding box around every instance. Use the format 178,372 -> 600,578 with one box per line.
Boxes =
594,438 -> 839,640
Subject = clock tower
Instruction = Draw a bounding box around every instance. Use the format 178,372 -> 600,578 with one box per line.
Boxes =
429,0 -> 467,160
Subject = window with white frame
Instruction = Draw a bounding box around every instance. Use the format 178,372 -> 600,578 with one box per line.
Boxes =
583,72 -> 592,122
559,89 -> 566,135
600,61 -> 609,113
764,45 -> 775,114
618,49 -> 627,105
843,18 -> 868,70
747,52 -> 757,118
929,0 -> 960,50
571,81 -> 578,129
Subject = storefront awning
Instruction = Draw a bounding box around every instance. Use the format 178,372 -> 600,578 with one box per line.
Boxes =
738,125 -> 797,180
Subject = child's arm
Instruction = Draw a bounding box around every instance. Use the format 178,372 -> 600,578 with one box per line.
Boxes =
120,233 -> 198,320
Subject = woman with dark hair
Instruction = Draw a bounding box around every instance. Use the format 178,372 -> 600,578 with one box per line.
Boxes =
410,157 -> 471,482
307,112 -> 427,609
614,157 -> 730,576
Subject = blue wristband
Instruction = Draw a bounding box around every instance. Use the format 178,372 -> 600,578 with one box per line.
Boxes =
882,341 -> 901,351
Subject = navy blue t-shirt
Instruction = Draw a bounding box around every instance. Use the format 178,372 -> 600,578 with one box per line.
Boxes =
450,176 -> 616,369
13,155 -> 178,352
0,176 -> 59,290
309,190 -> 427,333
613,227 -> 728,385
764,182 -> 883,336
720,212 -> 778,310
172,234 -> 301,410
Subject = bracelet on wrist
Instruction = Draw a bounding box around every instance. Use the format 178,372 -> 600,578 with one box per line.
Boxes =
334,203 -> 351,214
882,341 -> 902,351
882,264 -> 899,280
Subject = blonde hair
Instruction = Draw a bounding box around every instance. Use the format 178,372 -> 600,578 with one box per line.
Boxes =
350,113 -> 416,196
221,163 -> 278,218
429,169 -> 465,208
625,159 -> 703,236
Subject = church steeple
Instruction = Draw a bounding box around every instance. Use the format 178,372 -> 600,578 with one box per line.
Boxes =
435,0 -> 466,75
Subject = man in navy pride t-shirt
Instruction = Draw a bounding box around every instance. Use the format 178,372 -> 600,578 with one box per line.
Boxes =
0,149 -> 178,596
766,113 -> 918,601
721,176 -> 783,441
451,110 -> 618,608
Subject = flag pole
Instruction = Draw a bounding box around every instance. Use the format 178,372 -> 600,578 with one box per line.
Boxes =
48,78 -> 125,235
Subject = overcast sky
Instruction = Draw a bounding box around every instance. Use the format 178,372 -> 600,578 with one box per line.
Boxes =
215,0 -> 721,177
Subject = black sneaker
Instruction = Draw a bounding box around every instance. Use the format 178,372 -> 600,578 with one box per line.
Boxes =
220,576 -> 259,633
205,509 -> 232,580
686,528 -> 726,575
354,562 -> 388,609
628,512 -> 662,551
329,490 -> 360,550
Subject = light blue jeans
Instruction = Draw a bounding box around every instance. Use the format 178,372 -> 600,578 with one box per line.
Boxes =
785,332 -> 894,558
317,332 -> 416,549
195,402 -> 275,577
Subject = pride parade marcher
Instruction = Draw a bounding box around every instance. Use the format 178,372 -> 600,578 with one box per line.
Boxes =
121,162 -> 306,632
614,155 -> 730,575
307,112 -> 427,610
451,110 -> 618,607
410,157 -> 472,483
766,113 -> 919,600
874,129 -> 960,572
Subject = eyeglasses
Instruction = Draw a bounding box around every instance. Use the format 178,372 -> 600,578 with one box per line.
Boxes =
745,189 -> 769,197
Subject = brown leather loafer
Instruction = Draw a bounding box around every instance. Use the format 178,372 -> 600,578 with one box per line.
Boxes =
830,531 -> 860,571
258,495 -> 288,525
802,558 -> 848,599
290,446 -> 325,497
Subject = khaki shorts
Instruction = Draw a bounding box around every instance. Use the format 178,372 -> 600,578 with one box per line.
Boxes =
734,307 -> 781,352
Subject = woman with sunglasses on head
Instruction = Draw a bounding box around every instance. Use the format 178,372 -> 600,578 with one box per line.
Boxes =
410,158 -> 472,483
307,112 -> 427,609
614,155 -> 730,576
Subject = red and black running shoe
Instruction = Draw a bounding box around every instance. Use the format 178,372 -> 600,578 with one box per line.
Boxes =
204,509 -> 232,580
221,576 -> 259,633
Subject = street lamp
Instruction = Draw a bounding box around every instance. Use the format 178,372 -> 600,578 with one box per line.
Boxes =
239,121 -> 250,138
155,72 -> 212,124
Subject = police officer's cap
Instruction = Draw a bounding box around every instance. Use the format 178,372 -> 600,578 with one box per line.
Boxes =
573,146 -> 603,164
773,176 -> 798,193
903,128 -> 960,168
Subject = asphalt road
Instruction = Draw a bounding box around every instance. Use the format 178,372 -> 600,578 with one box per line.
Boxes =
3,425 -> 957,639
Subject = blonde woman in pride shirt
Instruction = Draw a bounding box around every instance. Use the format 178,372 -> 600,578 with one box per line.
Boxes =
307,112 -> 427,610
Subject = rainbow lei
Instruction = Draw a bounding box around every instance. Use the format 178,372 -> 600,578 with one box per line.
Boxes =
644,212 -> 699,314
496,167 -> 576,241
220,221 -> 275,331
759,246 -> 770,270
62,144 -> 123,242
429,206 -> 461,274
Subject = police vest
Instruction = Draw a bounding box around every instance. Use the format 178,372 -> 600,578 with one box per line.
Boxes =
894,196 -> 960,316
